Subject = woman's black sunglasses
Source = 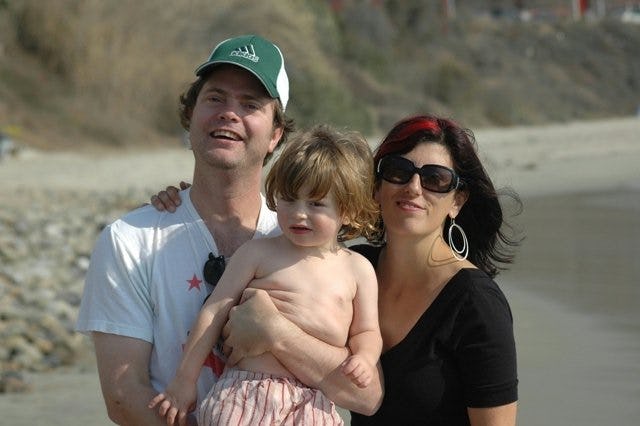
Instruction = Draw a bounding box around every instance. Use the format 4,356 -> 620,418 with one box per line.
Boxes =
376,155 -> 463,193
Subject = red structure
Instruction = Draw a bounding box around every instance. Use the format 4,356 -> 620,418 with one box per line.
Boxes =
579,0 -> 590,15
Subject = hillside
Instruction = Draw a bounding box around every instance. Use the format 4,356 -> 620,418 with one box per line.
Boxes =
1,0 -> 639,151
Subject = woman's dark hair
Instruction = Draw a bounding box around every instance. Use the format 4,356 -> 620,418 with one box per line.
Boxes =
372,114 -> 523,277
178,69 -> 295,165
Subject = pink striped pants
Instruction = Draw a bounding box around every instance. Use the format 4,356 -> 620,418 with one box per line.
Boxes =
197,368 -> 344,425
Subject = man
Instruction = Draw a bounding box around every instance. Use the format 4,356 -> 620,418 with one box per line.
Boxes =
76,35 -> 294,425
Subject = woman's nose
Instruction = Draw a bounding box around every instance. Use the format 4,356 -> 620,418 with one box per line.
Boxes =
404,173 -> 423,193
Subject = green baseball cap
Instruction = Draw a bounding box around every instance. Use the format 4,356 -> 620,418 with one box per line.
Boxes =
195,34 -> 289,111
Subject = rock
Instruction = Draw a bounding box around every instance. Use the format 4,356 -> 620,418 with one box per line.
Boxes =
0,188 -> 148,374
0,371 -> 32,394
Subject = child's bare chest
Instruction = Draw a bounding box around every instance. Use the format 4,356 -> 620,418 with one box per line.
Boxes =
252,256 -> 357,345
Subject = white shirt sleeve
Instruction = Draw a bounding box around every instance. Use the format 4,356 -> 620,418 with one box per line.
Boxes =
76,219 -> 154,342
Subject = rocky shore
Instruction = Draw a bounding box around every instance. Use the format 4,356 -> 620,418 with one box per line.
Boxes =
1,145 -> 194,394
0,188 -> 151,391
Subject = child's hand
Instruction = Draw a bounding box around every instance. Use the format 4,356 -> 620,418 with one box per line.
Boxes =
150,181 -> 191,212
341,354 -> 374,388
148,378 -> 196,426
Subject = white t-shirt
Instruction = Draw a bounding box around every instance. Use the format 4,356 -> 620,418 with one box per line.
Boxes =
76,188 -> 280,403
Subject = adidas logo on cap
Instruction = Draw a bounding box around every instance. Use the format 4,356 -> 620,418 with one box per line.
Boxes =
229,44 -> 259,63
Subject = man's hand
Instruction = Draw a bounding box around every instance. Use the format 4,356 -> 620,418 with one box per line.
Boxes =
222,288 -> 287,366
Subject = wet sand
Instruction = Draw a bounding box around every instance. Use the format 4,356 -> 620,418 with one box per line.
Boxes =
502,190 -> 640,426
1,117 -> 639,425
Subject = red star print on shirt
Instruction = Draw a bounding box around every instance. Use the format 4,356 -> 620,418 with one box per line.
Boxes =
187,274 -> 202,291
203,351 -> 225,377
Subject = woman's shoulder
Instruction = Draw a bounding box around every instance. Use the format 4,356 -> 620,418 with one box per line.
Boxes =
450,268 -> 513,315
452,267 -> 497,289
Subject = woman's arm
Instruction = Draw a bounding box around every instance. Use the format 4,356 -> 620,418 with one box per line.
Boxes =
468,402 -> 518,426
223,288 -> 384,415
462,279 -> 518,425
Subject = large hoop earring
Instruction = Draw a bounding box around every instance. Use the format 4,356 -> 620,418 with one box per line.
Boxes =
448,217 -> 469,261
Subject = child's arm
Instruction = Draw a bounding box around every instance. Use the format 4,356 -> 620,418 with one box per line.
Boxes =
342,253 -> 383,387
148,241 -> 261,424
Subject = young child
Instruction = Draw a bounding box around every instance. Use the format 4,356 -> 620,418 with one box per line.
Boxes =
149,124 -> 382,426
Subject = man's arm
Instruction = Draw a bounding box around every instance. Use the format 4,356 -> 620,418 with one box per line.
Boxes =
223,289 -> 384,415
93,332 -> 179,426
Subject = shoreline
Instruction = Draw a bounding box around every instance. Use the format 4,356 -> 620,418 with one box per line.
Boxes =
2,117 -> 639,198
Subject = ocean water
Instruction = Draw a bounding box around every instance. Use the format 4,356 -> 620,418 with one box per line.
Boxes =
501,190 -> 640,425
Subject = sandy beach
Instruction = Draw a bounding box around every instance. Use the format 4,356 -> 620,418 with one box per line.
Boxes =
1,117 -> 639,425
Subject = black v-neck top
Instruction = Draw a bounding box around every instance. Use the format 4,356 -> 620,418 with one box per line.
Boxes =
350,244 -> 518,426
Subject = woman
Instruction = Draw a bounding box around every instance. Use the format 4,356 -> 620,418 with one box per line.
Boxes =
152,115 -> 521,425
348,114 -> 520,424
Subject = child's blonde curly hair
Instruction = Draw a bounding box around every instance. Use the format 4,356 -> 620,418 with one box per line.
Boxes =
265,124 -> 379,242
